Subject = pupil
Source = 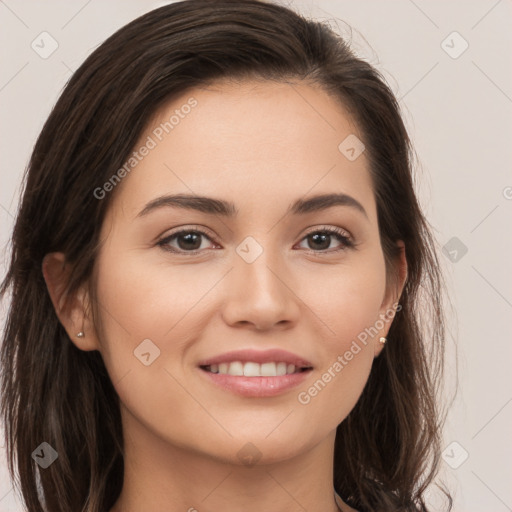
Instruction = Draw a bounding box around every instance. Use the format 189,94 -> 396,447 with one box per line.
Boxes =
309,233 -> 330,250
178,232 -> 201,250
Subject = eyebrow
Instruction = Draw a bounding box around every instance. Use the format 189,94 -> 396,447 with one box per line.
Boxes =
137,192 -> 368,220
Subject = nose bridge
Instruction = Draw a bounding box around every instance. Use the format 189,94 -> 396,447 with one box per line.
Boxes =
241,249 -> 281,296
221,235 -> 299,329
236,236 -> 287,301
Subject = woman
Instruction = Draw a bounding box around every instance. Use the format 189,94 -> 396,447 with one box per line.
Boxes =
0,0 -> 452,510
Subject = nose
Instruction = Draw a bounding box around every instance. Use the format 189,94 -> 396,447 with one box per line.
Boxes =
221,249 -> 301,332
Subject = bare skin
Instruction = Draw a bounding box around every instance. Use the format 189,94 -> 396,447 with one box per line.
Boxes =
44,79 -> 406,512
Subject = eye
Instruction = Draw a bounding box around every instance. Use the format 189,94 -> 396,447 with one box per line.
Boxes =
157,227 -> 218,254
296,227 -> 354,253
157,225 -> 355,255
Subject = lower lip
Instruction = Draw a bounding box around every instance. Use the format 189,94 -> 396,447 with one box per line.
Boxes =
198,367 -> 312,397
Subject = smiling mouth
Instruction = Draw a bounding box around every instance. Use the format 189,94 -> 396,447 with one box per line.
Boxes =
200,361 -> 313,377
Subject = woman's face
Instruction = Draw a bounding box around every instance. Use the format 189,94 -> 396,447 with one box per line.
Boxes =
88,79 -> 401,465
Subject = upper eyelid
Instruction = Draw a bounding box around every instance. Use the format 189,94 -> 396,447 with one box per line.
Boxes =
308,225 -> 351,237
160,225 -> 215,239
160,225 -> 352,240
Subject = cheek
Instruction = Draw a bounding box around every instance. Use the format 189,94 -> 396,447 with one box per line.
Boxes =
90,251 -> 213,438
292,253 -> 386,420
297,249 -> 387,347
91,249 -> 226,405
94,249 -> 221,342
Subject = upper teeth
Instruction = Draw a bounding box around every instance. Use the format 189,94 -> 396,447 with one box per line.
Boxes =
206,361 -> 301,377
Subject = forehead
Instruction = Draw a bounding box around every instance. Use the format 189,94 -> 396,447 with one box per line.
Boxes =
106,79 -> 376,223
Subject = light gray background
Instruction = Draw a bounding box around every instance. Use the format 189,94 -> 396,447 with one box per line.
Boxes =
1,1 -> 511,510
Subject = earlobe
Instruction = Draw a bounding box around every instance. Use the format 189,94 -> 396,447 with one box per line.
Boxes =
373,335 -> 388,357
42,252 -> 99,351
374,240 -> 408,358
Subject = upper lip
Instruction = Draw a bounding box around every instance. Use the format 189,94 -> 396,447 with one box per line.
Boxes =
197,349 -> 314,368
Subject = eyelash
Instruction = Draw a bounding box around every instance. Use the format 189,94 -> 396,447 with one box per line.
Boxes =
157,225 -> 355,255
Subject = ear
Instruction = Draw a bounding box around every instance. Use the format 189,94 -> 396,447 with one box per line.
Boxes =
374,240 -> 408,357
42,252 -> 100,351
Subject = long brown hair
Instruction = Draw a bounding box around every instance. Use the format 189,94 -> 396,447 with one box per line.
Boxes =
1,1 -> 451,510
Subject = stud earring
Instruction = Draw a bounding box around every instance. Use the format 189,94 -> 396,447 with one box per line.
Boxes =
76,332 -> 84,338
379,336 -> 387,345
